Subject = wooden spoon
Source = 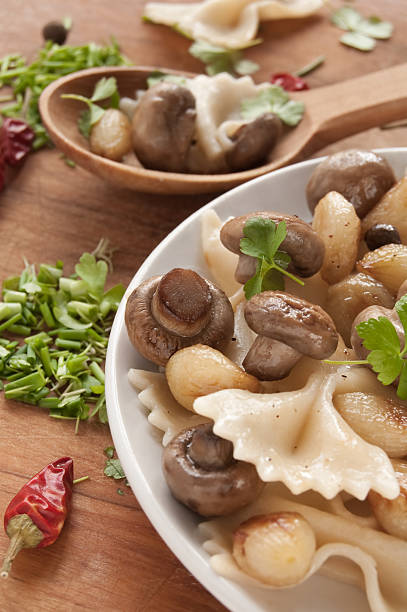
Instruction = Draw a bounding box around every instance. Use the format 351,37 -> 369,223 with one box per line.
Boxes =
39,64 -> 407,195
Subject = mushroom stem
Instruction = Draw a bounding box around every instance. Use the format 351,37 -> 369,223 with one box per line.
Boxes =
188,425 -> 234,470
243,336 -> 302,381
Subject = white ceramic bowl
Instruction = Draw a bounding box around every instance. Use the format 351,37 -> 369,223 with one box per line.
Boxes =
106,148 -> 407,612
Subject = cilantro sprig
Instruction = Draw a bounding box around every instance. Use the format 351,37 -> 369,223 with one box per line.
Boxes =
241,85 -> 305,127
62,76 -> 120,139
240,217 -> 304,300
0,38 -> 130,149
355,295 -> 407,398
325,295 -> 407,400
189,39 -> 260,76
331,6 -> 393,52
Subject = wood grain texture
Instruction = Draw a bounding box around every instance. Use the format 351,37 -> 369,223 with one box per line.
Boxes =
0,1 -> 406,611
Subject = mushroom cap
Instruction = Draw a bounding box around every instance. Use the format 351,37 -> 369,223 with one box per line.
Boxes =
220,211 -> 324,278
226,113 -> 282,172
125,269 -> 234,366
132,82 -> 196,172
162,423 -> 264,517
306,149 -> 396,218
244,291 -> 338,359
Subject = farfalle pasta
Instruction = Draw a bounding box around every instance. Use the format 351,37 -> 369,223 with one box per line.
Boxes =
143,0 -> 325,48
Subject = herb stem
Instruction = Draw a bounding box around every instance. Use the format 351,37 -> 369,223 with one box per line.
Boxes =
295,55 -> 325,77
273,263 -> 304,286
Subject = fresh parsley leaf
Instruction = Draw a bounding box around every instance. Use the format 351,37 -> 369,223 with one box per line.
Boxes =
331,6 -> 393,51
356,316 -> 401,353
340,32 -> 376,52
104,458 -> 125,479
189,40 -> 259,76
240,218 -> 303,300
367,350 -> 403,385
357,16 -> 393,39
241,86 -> 305,126
147,71 -> 187,88
78,109 -> 91,139
355,295 -> 407,399
91,76 -> 118,102
99,283 -> 125,317
75,253 -> 108,300
331,6 -> 362,31
104,445 -> 115,458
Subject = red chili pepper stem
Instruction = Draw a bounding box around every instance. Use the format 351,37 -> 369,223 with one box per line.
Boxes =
1,514 -> 44,578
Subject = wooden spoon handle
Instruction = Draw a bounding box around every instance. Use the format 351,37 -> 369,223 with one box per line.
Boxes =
302,62 -> 407,153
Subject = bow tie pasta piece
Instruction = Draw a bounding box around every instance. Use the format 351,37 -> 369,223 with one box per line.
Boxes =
128,369 -> 209,446
143,0 -> 325,48
193,367 -> 399,500
200,488 -> 407,612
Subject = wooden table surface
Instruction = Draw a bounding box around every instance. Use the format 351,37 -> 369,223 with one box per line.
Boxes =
0,1 -> 406,610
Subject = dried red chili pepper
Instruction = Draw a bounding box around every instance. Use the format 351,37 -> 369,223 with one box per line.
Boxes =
1,457 -> 73,578
0,118 -> 35,191
270,73 -> 309,91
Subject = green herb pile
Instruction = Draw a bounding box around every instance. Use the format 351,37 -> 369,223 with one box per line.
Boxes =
240,218 -> 304,300
0,240 -> 125,431
0,38 -> 130,149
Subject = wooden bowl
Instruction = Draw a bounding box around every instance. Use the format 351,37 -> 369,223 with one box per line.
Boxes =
39,64 -> 407,195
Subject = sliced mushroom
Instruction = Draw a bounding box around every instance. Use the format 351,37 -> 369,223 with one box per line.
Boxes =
397,279 -> 407,301
325,273 -> 394,346
243,291 -> 338,380
306,149 -> 396,218
220,212 -> 325,283
131,82 -> 196,172
226,113 -> 282,172
368,459 -> 407,540
162,423 -> 264,517
233,512 -> 316,586
125,268 -> 234,366
335,392 -> 407,457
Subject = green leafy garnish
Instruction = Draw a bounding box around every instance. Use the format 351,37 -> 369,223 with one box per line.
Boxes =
331,6 -> 393,51
240,217 -> 304,300
189,39 -> 260,76
241,85 -> 305,126
146,70 -> 187,88
62,76 -> 120,139
355,295 -> 407,398
0,39 -> 130,149
0,240 -> 125,430
104,458 -> 126,479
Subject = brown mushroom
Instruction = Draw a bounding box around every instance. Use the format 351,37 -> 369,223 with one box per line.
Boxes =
162,423 -> 264,517
243,291 -> 338,380
226,113 -> 282,172
131,82 -> 196,172
220,212 -> 325,284
125,268 -> 234,366
306,149 -> 396,218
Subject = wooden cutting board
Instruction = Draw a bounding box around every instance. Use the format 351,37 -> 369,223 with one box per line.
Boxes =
0,1 -> 406,610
